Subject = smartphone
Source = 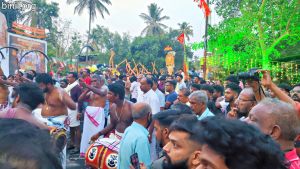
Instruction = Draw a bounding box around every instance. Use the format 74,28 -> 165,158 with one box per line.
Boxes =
130,153 -> 140,169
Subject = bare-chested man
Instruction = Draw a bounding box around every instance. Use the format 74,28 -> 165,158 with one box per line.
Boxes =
78,74 -> 108,156
91,82 -> 133,141
0,83 -> 47,129
35,73 -> 76,122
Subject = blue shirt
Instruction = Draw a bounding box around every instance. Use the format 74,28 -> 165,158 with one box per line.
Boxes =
118,122 -> 151,169
166,91 -> 177,104
197,108 -> 215,120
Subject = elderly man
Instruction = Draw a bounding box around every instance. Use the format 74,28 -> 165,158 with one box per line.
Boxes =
78,74 -> 108,156
246,98 -> 300,168
174,88 -> 191,106
189,91 -> 214,120
118,103 -> 152,169
227,88 -> 257,120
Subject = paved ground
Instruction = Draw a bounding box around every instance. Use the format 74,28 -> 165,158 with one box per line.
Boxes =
66,150 -> 85,169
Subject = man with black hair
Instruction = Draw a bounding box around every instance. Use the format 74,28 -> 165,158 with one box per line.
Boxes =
212,85 -> 224,102
65,72 -> 82,152
196,117 -> 287,169
82,68 -> 91,85
129,76 -> 138,103
165,80 -> 178,109
36,73 -> 76,117
246,98 -> 300,168
0,83 -> 47,129
0,119 -> 63,169
224,82 -> 241,115
151,109 -> 193,169
163,114 -> 202,169
91,83 -> 133,142
175,74 -> 186,93
225,75 -> 239,85
152,78 -> 165,111
190,83 -> 201,93
277,83 -> 292,97
193,76 -> 206,85
137,77 -> 160,160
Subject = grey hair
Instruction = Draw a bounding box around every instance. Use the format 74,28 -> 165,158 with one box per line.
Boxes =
189,91 -> 208,105
132,103 -> 152,120
180,88 -> 191,97
257,98 -> 300,141
241,88 -> 256,101
92,74 -> 105,82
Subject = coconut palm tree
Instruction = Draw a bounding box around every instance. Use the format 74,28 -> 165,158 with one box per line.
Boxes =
67,0 -> 112,42
178,22 -> 193,41
20,0 -> 59,29
139,3 -> 170,36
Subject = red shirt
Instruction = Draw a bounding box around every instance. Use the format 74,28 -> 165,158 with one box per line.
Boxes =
84,76 -> 91,85
286,148 -> 300,169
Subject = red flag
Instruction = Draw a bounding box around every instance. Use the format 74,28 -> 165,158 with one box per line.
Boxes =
195,0 -> 211,17
177,33 -> 185,45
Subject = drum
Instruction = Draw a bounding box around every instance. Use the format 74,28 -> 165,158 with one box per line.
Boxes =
85,138 -> 120,169
49,126 -> 67,153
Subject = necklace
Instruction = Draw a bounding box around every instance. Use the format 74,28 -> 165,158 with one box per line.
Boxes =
115,100 -> 125,122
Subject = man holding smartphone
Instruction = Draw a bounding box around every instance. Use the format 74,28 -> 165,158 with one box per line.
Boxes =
118,103 -> 152,169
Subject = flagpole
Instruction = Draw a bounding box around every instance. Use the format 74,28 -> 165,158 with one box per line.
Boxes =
183,34 -> 188,80
203,0 -> 209,79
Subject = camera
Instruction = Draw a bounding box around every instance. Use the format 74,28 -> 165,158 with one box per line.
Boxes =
238,68 -> 260,81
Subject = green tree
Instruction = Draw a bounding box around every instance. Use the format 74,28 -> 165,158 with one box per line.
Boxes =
178,22 -> 193,41
20,0 -> 59,29
139,3 -> 170,36
204,0 -> 300,83
67,0 -> 112,42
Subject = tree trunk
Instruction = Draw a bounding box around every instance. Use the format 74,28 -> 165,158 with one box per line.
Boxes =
88,6 -> 92,44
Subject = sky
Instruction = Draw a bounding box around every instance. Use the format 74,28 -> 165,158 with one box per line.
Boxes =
47,0 -> 221,56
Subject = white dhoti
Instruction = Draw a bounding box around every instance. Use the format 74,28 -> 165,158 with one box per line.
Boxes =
68,108 -> 80,127
80,106 -> 105,157
32,108 -> 67,169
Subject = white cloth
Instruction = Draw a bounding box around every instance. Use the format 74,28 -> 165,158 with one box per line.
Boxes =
64,81 -> 79,94
68,108 -> 80,127
137,89 -> 160,115
154,89 -> 165,108
175,81 -> 187,94
130,81 -> 139,99
65,81 -> 80,127
137,89 -> 160,161
80,106 -> 105,156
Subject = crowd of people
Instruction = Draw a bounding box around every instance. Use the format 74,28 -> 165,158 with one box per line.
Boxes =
0,66 -> 300,169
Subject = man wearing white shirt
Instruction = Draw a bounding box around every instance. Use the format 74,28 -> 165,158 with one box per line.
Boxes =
137,77 -> 160,161
129,76 -> 139,103
152,78 -> 166,111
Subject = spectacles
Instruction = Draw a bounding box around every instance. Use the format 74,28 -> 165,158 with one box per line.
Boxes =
290,90 -> 300,94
